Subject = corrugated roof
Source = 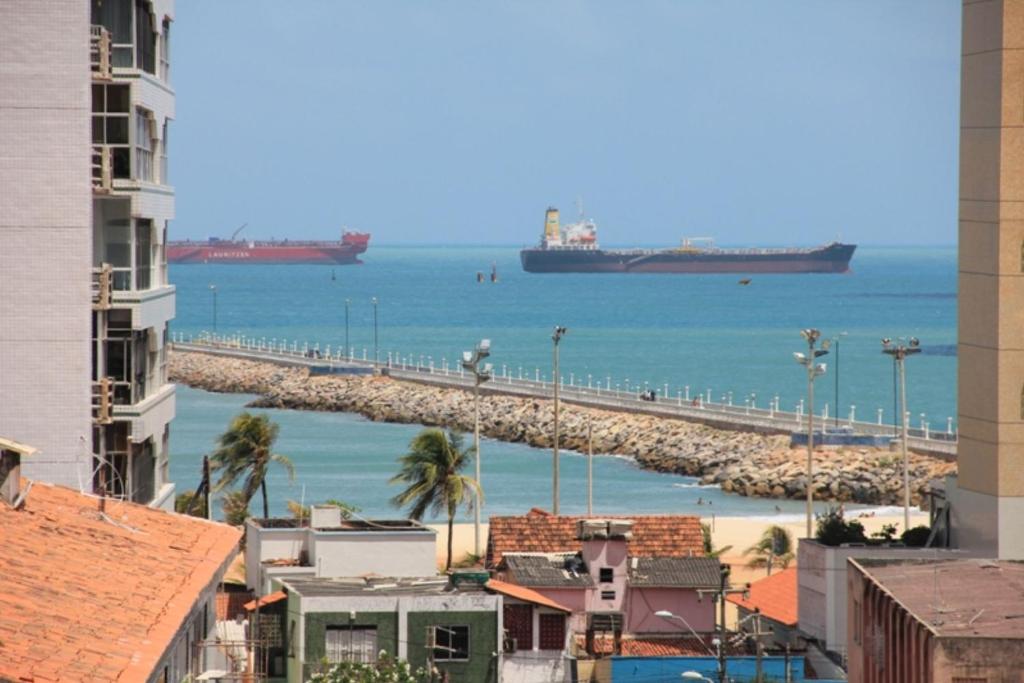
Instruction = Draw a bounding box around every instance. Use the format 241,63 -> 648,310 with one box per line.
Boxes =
852,558 -> 1024,638
504,553 -> 591,587
486,509 -> 704,568
0,482 -> 241,682
579,635 -> 739,657
629,556 -> 722,588
726,566 -> 798,627
486,579 -> 572,612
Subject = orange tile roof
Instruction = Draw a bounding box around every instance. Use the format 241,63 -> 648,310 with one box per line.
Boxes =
243,590 -> 288,612
577,635 -> 738,657
486,508 -> 704,568
0,482 -> 242,683
726,566 -> 798,627
486,579 -> 572,612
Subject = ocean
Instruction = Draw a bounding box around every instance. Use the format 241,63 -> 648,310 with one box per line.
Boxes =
168,246 -> 956,519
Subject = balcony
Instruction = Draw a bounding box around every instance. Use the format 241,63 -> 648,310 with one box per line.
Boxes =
91,264 -> 113,310
92,145 -> 112,193
90,25 -> 112,80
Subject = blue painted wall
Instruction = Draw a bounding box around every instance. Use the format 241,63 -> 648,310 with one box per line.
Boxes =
610,655 -> 806,682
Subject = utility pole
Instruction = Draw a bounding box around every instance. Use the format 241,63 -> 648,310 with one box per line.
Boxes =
551,326 -> 567,514
344,298 -> 350,360
882,337 -> 922,532
696,564 -> 748,683
209,284 -> 217,332
793,329 -> 829,537
371,297 -> 379,367
586,416 -> 593,515
461,340 -> 492,557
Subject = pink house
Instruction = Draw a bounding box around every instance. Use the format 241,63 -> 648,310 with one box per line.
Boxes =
488,513 -> 719,655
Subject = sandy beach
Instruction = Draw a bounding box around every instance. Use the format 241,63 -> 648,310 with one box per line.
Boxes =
430,511 -> 930,584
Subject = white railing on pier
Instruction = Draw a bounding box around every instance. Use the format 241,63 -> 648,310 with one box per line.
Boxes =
170,332 -> 957,453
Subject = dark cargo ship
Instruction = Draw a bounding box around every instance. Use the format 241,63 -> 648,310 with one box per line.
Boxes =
520,207 -> 855,274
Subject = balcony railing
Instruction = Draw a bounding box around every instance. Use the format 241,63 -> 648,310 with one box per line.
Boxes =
91,264 -> 113,310
92,145 -> 112,192
90,26 -> 111,80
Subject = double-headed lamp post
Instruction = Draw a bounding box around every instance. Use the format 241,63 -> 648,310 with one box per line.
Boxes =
552,326 -> 568,515
793,329 -> 830,538
371,297 -> 379,366
882,337 -> 922,532
461,339 -> 492,557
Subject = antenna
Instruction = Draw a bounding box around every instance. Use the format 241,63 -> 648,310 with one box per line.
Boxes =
230,222 -> 248,241
576,196 -> 584,220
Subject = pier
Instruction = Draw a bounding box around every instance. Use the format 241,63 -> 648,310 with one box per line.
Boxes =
171,333 -> 956,458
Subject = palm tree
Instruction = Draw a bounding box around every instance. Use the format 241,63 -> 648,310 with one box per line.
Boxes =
744,525 -> 794,574
221,490 -> 251,526
210,412 -> 295,519
389,429 -> 481,572
701,522 -> 733,558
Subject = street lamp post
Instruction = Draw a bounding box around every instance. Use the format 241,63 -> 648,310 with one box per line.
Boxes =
209,284 -> 217,332
552,326 -> 568,515
462,339 -> 492,557
344,298 -> 351,360
832,332 -> 847,429
794,329 -> 830,538
882,337 -> 922,532
371,297 -> 379,366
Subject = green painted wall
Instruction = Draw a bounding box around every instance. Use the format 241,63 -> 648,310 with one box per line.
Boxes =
406,611 -> 499,683
302,611 -> 399,680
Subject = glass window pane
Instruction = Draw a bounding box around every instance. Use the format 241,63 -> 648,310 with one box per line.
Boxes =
92,117 -> 104,144
107,85 -> 129,113
106,117 -> 128,144
92,84 -> 104,113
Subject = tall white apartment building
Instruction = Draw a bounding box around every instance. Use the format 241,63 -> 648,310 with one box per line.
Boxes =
0,0 -> 176,508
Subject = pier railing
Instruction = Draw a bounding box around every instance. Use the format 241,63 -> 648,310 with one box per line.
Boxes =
171,332 -> 957,456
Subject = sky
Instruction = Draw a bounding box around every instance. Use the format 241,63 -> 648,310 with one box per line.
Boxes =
172,1 -> 962,246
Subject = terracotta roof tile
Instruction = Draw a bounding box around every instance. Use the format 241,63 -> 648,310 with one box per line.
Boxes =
486,509 -> 704,568
726,566 -> 798,627
486,579 -> 572,612
576,635 -> 740,657
0,482 -> 241,683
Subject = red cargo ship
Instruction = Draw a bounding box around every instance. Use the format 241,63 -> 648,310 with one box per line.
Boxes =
168,230 -> 370,265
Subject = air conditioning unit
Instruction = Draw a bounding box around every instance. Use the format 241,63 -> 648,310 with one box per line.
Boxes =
503,637 -> 518,654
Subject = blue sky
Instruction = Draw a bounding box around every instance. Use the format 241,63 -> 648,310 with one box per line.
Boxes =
172,1 -> 961,246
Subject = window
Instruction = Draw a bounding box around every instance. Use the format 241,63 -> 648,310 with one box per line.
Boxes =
159,18 -> 170,81
539,614 -> 566,651
325,626 -> 378,664
601,590 -> 616,600
503,604 -> 532,651
92,84 -> 131,180
135,0 -> 156,74
433,625 -> 469,661
135,109 -> 154,182
599,567 -> 613,583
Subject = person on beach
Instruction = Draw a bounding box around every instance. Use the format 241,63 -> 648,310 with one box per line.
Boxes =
697,497 -> 704,506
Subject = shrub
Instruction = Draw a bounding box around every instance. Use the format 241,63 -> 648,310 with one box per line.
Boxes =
308,653 -> 432,683
901,525 -> 932,548
815,506 -> 867,546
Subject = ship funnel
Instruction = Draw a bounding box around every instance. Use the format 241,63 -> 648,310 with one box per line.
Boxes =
544,207 -> 561,245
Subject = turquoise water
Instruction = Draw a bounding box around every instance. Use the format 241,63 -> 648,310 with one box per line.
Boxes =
171,385 -> 884,521
168,246 -> 956,519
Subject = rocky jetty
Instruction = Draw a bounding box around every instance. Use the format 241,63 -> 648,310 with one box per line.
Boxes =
170,349 -> 955,506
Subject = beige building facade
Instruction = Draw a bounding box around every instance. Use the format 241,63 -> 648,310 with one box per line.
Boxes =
952,0 -> 1024,559
0,0 -> 176,507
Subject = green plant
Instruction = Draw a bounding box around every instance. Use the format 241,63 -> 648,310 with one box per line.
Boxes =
902,525 -> 932,547
307,653 -> 432,683
288,498 -> 361,522
210,412 -> 295,518
221,490 -> 250,526
174,489 -> 207,518
701,522 -> 733,558
389,429 -> 481,572
744,525 -> 794,573
815,506 -> 867,546
870,523 -> 899,543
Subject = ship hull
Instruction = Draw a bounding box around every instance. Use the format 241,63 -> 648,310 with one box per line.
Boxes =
168,235 -> 370,265
520,243 -> 856,274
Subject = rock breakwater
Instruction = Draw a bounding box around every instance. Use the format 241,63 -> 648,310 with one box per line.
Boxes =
170,349 -> 954,507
